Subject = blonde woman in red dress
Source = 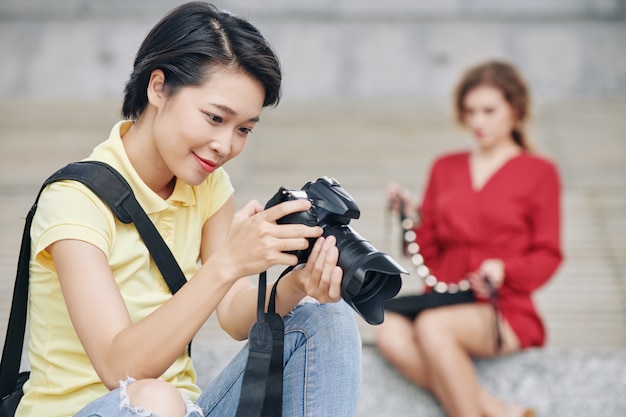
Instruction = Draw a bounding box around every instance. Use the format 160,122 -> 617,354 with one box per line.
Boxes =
375,61 -> 563,417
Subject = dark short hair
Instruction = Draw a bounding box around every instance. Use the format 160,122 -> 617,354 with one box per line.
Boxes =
122,2 -> 282,120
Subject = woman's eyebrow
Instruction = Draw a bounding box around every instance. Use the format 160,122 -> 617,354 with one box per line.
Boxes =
213,103 -> 260,122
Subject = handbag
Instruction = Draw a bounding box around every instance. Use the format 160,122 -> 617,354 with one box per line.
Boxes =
0,161 -> 189,416
384,291 -> 475,319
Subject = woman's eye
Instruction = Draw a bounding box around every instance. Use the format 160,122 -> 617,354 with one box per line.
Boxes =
239,127 -> 253,135
206,113 -> 223,123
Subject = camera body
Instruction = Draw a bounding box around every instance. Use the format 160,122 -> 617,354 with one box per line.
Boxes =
265,176 -> 405,325
265,176 -> 360,263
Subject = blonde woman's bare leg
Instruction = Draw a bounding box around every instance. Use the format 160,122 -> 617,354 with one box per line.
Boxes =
414,303 -> 524,417
476,316 -> 533,417
374,312 -> 432,389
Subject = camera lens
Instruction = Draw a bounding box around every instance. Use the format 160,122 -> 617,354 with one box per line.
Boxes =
325,225 -> 405,324
351,271 -> 390,303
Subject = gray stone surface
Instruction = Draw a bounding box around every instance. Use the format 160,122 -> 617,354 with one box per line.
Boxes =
357,346 -> 626,417
0,1 -> 625,101
190,344 -> 626,417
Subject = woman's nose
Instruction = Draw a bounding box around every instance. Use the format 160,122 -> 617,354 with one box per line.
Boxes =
208,131 -> 232,156
468,113 -> 485,128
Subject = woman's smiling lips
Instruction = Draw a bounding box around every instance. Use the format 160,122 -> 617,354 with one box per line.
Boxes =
193,152 -> 217,173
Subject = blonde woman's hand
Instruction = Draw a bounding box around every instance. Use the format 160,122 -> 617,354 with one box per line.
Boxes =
387,182 -> 415,221
469,258 -> 505,299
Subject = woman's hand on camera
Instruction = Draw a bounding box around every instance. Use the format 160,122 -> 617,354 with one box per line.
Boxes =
219,199 -> 323,280
290,235 -> 343,303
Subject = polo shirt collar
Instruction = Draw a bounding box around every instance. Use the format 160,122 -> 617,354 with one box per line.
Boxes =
87,121 -> 197,214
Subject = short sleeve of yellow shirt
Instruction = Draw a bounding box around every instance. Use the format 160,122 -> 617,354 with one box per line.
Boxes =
33,180 -> 116,271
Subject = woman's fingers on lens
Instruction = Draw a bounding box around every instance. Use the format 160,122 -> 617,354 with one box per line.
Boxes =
291,235 -> 343,302
317,239 -> 338,282
308,236 -> 341,298
301,237 -> 324,272
328,266 -> 343,300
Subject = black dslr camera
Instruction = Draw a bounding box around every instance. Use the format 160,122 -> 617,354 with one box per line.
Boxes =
265,176 -> 406,325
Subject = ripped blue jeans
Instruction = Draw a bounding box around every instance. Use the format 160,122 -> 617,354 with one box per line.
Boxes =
73,300 -> 362,417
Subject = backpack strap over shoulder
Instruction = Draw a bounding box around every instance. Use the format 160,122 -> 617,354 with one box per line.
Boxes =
43,161 -> 135,223
0,161 -> 188,399
44,161 -> 187,294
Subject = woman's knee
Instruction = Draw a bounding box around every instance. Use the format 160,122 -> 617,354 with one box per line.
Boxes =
124,378 -> 186,417
290,299 -> 359,340
413,309 -> 455,354
374,313 -> 411,354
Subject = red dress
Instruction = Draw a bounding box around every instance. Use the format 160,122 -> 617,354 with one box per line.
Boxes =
414,151 -> 563,348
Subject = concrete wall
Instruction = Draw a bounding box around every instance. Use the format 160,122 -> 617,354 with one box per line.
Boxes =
0,0 -> 625,102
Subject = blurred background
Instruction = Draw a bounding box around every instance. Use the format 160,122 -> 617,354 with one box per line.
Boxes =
0,0 -> 626,101
1,0 -> 625,355
1,1 -> 625,415
1,0 -> 625,101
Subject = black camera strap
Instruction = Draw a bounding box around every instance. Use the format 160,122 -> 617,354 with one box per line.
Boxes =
236,266 -> 294,417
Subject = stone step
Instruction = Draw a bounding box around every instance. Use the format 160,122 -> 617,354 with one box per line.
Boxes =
190,343 -> 626,417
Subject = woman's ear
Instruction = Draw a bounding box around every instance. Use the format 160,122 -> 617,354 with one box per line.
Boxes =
146,69 -> 166,107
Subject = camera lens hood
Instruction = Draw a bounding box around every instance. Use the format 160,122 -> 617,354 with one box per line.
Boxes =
326,224 -> 406,325
341,251 -> 405,325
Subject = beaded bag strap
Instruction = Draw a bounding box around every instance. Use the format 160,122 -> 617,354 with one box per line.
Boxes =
395,207 -> 503,353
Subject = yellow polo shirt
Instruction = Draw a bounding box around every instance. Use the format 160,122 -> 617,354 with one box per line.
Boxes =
17,121 -> 234,417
